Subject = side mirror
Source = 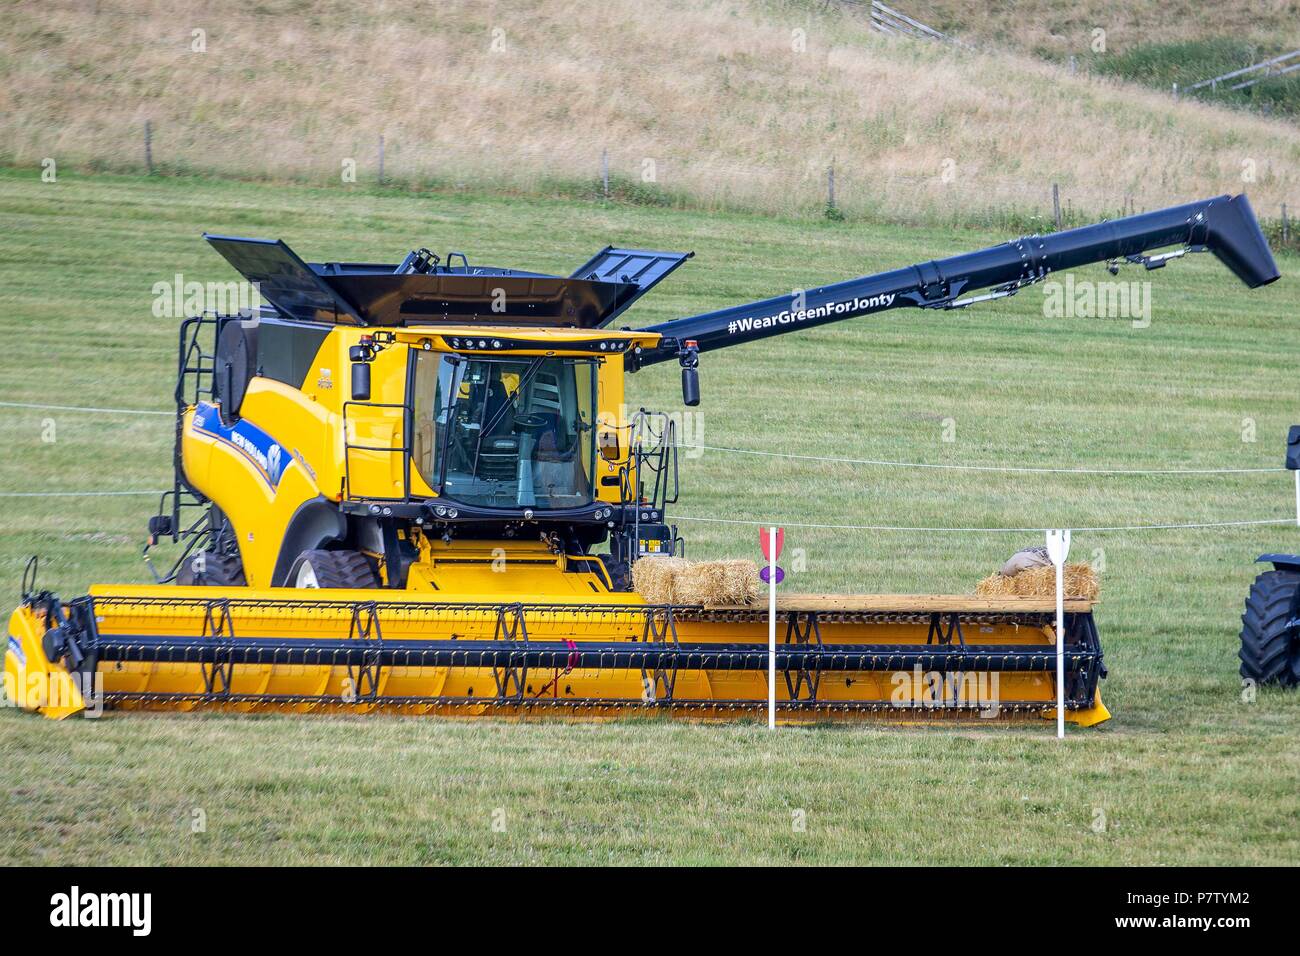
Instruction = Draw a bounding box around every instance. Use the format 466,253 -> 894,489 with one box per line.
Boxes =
678,339 -> 700,407
598,429 -> 621,462
681,365 -> 700,407
351,362 -> 371,401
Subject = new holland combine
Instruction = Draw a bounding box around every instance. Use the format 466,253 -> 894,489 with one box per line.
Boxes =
7,195 -> 1280,723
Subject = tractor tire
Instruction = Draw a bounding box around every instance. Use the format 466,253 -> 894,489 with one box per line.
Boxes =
176,549 -> 247,587
287,549 -> 380,589
1239,569 -> 1300,688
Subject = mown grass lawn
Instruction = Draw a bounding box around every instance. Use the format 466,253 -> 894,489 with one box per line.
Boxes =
0,168 -> 1297,865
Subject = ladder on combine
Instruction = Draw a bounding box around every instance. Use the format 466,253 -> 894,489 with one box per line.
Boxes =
621,410 -> 682,563
143,314 -> 233,582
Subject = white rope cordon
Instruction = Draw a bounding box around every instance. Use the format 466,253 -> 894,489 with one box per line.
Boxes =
0,491 -> 166,498
672,514 -> 1297,533
0,401 -> 171,417
0,403 -> 1280,476
671,443 -> 1284,476
1,490 -> 1288,533
0,493 -> 1286,531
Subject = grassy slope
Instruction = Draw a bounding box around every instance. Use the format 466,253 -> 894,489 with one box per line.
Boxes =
1088,40 -> 1300,115
2,0 -> 1298,227
1,169 -> 1298,864
908,1 -> 1300,117
909,0 -> 1299,55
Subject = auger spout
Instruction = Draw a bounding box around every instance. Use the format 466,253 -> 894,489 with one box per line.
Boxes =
631,194 -> 1279,367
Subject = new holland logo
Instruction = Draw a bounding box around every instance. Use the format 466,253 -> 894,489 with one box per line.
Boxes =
191,403 -> 290,488
229,429 -> 276,478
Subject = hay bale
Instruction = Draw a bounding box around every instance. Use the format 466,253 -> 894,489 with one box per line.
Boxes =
721,559 -> 764,606
631,557 -> 762,606
677,559 -> 763,607
975,561 -> 1100,601
631,556 -> 690,604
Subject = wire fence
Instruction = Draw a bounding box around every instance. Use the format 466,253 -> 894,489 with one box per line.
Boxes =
672,443 -> 1286,476
593,150 -> 1296,242
0,400 -> 170,417
2,399 -> 1294,532
57,112 -> 1298,249
0,490 -> 165,498
674,514 -> 1295,534
2,401 -> 1285,477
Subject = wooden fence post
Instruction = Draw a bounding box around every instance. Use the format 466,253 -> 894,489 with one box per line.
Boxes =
1052,183 -> 1062,230
601,149 -> 609,200
378,135 -> 385,185
144,120 -> 154,175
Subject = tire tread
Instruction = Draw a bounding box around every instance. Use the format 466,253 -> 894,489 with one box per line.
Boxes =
292,549 -> 379,589
1239,569 -> 1300,687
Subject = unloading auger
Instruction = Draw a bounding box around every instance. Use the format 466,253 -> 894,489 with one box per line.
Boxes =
6,195 -> 1279,723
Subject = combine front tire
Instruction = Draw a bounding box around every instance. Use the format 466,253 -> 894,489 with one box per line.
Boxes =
288,550 -> 380,589
176,550 -> 247,587
1240,569 -> 1300,688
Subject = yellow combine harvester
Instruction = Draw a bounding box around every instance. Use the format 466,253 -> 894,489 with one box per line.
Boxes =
6,196 -> 1280,723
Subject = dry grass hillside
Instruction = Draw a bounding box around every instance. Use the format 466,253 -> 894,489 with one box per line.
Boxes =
2,0 -> 1298,225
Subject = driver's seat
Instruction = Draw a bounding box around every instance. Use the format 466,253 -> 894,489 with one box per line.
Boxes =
474,377 -> 519,479
477,435 -> 519,479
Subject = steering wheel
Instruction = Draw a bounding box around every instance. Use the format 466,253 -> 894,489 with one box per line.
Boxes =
513,414 -> 548,433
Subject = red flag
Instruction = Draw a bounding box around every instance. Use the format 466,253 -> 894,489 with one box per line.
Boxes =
759,526 -> 784,561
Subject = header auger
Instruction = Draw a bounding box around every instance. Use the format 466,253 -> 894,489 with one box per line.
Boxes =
6,195 -> 1279,723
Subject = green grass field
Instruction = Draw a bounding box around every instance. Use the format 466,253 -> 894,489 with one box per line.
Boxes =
1,167 -> 1298,865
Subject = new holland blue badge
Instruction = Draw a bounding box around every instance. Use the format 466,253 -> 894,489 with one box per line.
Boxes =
192,402 -> 291,488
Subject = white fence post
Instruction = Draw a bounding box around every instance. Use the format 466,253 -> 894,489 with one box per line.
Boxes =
768,525 -> 778,729
1045,529 -> 1072,738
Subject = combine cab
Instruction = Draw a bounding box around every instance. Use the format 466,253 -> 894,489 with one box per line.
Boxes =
6,195 -> 1280,724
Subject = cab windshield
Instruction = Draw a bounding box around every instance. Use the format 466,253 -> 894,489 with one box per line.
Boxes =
412,353 -> 598,509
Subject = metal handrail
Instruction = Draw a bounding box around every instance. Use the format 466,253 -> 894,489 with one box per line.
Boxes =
1184,49 -> 1300,93
341,399 -> 414,503
861,1 -> 955,44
